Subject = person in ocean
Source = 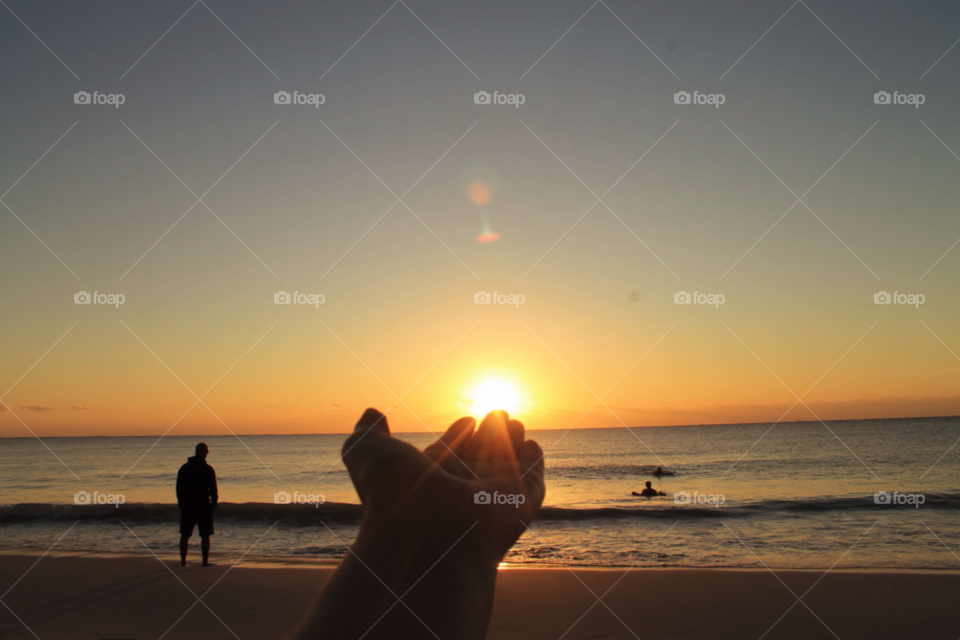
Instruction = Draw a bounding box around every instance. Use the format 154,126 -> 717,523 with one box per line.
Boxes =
632,481 -> 665,497
176,442 -> 218,567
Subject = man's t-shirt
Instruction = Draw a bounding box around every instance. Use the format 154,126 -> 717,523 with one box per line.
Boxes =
176,456 -> 218,512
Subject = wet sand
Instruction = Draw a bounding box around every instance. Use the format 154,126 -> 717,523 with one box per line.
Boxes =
1,554 -> 958,639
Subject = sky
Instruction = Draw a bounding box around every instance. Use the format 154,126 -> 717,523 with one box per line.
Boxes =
2,0 -> 960,437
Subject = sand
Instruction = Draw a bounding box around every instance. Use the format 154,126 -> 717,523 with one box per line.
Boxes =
1,553 -> 958,639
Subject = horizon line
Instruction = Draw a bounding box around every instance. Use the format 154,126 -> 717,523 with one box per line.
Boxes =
3,413 -> 958,439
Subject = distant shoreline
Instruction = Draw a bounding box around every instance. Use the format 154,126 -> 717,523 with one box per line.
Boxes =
2,413 -> 958,439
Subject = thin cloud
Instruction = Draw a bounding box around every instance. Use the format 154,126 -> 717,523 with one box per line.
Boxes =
70,405 -> 93,411
21,405 -> 53,412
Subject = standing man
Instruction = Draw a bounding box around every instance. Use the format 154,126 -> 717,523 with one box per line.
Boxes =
177,442 -> 218,567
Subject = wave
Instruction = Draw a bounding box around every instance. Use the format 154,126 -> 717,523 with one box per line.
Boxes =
2,492 -> 957,525
541,492 -> 960,520
0,502 -> 364,525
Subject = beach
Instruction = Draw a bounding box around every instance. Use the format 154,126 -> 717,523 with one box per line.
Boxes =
2,553 -> 958,639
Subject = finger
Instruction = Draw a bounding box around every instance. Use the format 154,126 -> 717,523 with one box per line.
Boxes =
518,439 -> 544,473
518,439 -> 546,508
439,416 -> 475,453
425,416 -> 475,459
463,410 -> 513,464
506,419 -> 525,456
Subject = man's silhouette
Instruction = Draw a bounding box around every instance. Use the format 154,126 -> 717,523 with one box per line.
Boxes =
177,442 -> 218,566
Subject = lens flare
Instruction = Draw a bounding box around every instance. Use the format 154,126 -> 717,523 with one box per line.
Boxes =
468,181 -> 491,205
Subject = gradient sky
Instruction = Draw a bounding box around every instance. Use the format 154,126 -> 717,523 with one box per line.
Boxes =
2,0 -> 960,437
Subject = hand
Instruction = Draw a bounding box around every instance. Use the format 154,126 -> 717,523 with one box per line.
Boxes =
347,408 -> 545,563
294,408 -> 545,640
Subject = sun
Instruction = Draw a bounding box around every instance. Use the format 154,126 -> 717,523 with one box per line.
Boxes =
468,379 -> 522,418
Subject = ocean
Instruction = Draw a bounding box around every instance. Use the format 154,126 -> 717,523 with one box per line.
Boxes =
2,417 -> 958,569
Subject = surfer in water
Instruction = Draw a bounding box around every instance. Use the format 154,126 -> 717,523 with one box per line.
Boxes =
632,481 -> 665,497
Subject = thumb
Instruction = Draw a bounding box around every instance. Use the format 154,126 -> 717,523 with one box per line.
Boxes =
341,408 -> 390,469
355,407 -> 390,436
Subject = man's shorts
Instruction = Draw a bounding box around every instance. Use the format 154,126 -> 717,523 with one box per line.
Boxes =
180,509 -> 214,537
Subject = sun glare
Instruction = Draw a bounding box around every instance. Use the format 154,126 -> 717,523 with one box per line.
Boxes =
469,379 -> 522,417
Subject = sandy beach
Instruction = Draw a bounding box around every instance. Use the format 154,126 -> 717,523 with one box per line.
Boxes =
1,553 -> 958,639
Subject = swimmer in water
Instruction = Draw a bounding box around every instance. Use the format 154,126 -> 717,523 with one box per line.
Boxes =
632,481 -> 665,497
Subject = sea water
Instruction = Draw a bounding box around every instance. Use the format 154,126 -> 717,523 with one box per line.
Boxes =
1,417 -> 958,569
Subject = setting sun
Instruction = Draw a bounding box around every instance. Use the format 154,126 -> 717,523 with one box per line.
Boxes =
468,379 -> 523,418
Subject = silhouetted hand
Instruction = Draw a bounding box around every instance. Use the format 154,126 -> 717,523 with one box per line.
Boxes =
293,409 -> 545,640
348,408 -> 545,561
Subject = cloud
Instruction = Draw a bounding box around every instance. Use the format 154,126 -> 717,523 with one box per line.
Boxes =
0,405 -> 6,411
331,403 -> 342,407
21,405 -> 52,412
70,405 -> 92,411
